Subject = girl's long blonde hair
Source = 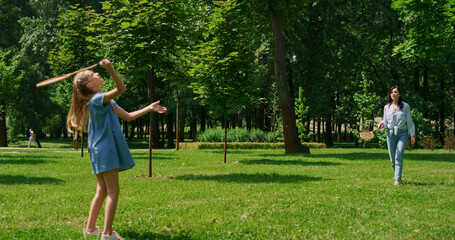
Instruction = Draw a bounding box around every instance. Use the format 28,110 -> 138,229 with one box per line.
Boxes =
66,70 -> 96,138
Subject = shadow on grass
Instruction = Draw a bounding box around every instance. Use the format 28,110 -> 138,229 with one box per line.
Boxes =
0,159 -> 56,165
0,154 -> 59,165
240,158 -> 341,166
404,181 -> 455,187
124,231 -> 191,240
0,174 -> 64,185
258,151 -> 454,163
170,173 -> 325,184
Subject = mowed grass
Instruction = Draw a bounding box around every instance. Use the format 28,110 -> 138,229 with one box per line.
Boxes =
0,147 -> 454,239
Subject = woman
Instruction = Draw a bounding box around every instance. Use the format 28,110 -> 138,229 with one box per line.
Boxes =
378,86 -> 416,186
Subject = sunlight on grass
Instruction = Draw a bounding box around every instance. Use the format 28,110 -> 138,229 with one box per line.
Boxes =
0,148 -> 454,239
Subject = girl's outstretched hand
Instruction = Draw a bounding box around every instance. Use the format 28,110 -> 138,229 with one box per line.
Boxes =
149,100 -> 167,114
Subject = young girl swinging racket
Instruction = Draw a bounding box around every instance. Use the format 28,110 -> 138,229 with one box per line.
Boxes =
67,59 -> 167,239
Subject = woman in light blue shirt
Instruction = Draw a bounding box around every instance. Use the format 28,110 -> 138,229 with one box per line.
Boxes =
378,86 -> 416,186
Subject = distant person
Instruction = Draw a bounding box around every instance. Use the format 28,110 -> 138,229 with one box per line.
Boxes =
27,129 -> 37,148
378,86 -> 416,186
67,59 -> 167,240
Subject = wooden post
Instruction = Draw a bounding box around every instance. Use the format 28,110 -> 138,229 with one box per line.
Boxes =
81,132 -> 84,157
148,112 -> 153,177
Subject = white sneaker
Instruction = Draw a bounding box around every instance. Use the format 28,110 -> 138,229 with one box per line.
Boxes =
83,227 -> 100,238
101,231 -> 125,240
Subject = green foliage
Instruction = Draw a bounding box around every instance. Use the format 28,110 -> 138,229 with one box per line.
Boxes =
0,51 -> 24,101
351,76 -> 383,145
295,87 -> 310,141
189,0 -> 256,118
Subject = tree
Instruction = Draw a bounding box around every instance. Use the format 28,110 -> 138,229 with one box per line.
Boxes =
267,0 -> 310,153
0,51 -> 24,146
189,0 -> 256,162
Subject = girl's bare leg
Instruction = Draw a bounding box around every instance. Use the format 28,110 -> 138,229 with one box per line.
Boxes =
101,169 -> 120,236
86,173 -> 107,232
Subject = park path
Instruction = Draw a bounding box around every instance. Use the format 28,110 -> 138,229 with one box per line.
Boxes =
0,147 -> 174,154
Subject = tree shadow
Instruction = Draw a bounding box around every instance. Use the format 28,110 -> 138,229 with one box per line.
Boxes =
240,158 -> 341,166
123,230 -> 192,240
404,181 -> 455,187
0,159 -> 56,165
0,174 -> 64,185
170,173 -> 325,184
306,153 -> 389,161
256,151 -> 455,163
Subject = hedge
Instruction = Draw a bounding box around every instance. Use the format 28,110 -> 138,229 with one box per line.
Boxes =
179,142 -> 326,150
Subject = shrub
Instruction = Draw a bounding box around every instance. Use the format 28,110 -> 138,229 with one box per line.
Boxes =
196,128 -> 280,143
443,129 -> 455,152
419,135 -> 436,151
179,142 -> 326,150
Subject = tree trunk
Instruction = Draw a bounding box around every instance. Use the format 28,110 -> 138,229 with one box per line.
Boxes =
324,117 -> 334,147
256,104 -> 264,130
317,120 -> 321,143
423,67 -> 429,118
176,89 -> 180,150
439,75 -> 445,146
246,108 -> 252,130
153,112 -> 162,148
224,116 -> 227,163
190,111 -> 197,141
0,100 -> 7,147
161,115 -> 165,145
166,113 -> 175,148
200,107 -> 207,133
178,111 -> 186,142
129,120 -> 135,140
267,0 -> 309,154
413,66 -> 419,92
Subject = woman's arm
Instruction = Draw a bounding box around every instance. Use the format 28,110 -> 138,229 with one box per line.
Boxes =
99,59 -> 126,104
378,105 -> 388,129
405,104 -> 416,137
115,100 -> 167,122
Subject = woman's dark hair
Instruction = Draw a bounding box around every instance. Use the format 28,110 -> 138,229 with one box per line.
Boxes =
387,85 -> 403,110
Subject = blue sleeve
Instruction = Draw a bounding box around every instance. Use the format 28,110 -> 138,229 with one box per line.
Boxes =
89,93 -> 108,115
381,105 -> 388,126
111,99 -> 118,110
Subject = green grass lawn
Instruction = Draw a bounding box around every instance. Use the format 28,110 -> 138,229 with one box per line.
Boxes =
0,147 -> 454,239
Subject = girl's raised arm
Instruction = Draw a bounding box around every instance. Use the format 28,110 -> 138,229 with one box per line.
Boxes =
99,59 -> 126,103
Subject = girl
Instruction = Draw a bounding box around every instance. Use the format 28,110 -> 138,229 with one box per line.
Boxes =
378,86 -> 415,186
67,59 -> 167,239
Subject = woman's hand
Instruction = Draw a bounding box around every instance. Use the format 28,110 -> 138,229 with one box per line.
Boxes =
411,136 -> 416,145
98,59 -> 112,69
377,122 -> 384,129
149,100 -> 167,114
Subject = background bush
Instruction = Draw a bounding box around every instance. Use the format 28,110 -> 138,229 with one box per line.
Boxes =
196,128 -> 282,143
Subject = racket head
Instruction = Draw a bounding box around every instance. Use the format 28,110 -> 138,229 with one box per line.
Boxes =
360,131 -> 374,140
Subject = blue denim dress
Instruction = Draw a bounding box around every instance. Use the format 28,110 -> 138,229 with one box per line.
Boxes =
87,93 -> 135,174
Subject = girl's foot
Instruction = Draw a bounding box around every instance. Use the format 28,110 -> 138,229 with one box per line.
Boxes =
101,231 -> 124,240
83,227 -> 100,238
394,180 -> 400,186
